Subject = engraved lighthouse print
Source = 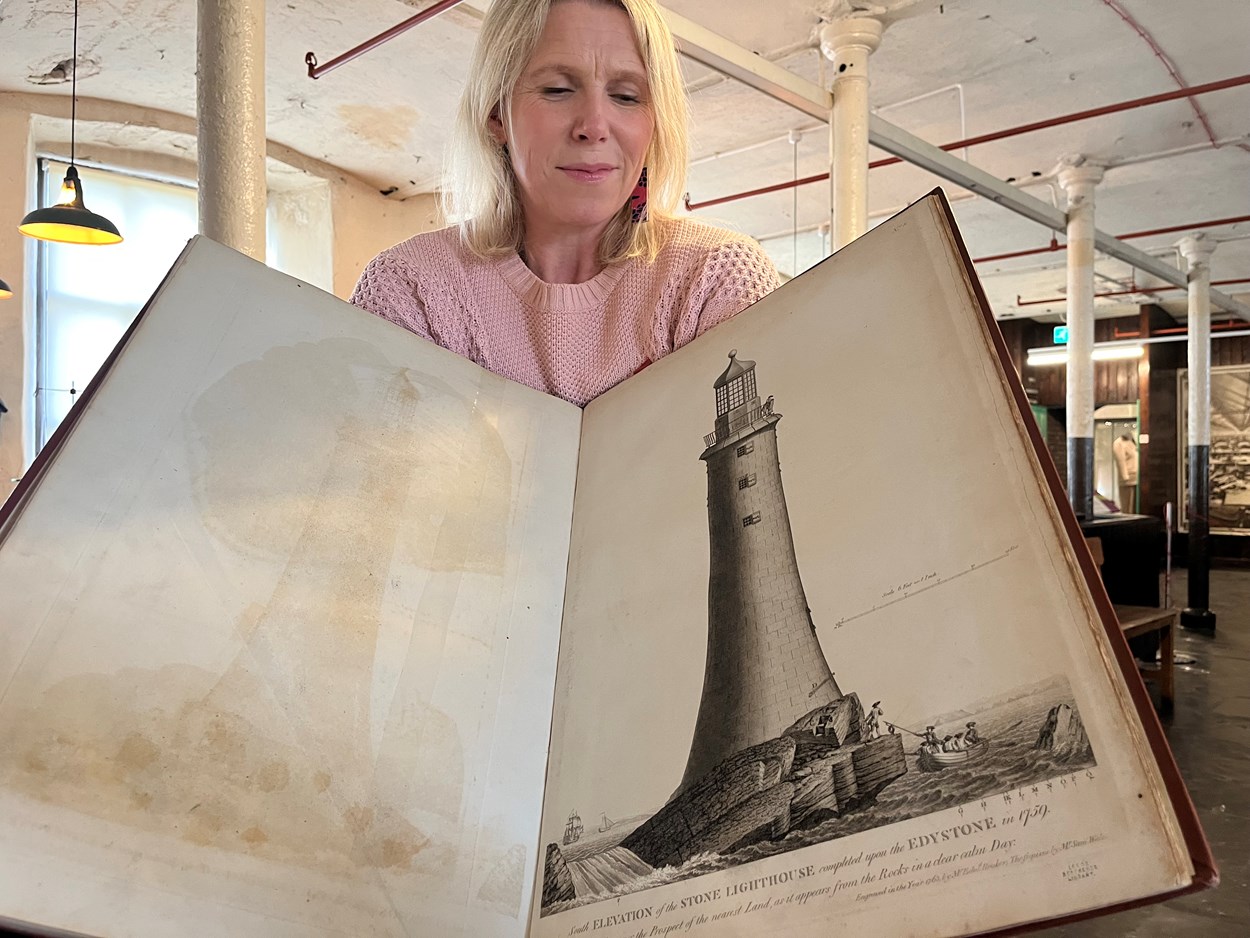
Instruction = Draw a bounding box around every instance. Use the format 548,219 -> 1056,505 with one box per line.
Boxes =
613,351 -> 906,874
540,360 -> 1092,915
680,350 -> 842,790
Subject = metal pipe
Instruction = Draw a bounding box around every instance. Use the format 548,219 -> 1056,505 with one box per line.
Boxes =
306,0 -> 467,79
687,171 -> 830,212
1113,320 -> 1245,339
877,82 -> 969,162
975,239 -> 1064,265
971,215 -> 1250,265
1113,136 -> 1249,169
1098,0 -> 1243,152
689,124 -> 825,167
661,12 -> 1250,321
684,73 -> 1250,212
1119,215 -> 1250,241
1016,277 -> 1250,307
868,73 -> 1250,169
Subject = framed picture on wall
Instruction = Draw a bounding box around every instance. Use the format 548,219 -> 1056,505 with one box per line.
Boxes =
1178,364 -> 1250,535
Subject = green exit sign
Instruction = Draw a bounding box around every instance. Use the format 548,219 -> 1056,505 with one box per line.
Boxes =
1053,326 -> 1069,344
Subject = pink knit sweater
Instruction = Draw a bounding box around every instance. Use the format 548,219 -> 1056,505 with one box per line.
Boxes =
350,219 -> 780,407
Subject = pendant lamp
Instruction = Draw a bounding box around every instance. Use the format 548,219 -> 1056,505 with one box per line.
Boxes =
18,0 -> 122,246
0,278 -> 13,299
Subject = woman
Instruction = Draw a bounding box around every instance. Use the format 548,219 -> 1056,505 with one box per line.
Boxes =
351,0 -> 780,407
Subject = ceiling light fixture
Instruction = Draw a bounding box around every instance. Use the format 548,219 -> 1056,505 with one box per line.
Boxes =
0,278 -> 13,299
1026,344 -> 1145,367
18,0 -> 122,246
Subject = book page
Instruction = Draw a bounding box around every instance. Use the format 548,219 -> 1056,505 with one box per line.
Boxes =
530,196 -> 1190,938
0,239 -> 580,938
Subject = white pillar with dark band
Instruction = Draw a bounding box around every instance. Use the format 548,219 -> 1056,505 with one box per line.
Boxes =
1178,234 -> 1217,633
197,0 -> 267,259
1057,159 -> 1105,519
820,18 -> 883,251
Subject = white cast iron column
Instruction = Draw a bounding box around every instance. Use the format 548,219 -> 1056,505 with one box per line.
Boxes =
1057,158 -> 1105,519
1178,234 -> 1217,633
197,0 -> 267,259
820,17 -> 883,250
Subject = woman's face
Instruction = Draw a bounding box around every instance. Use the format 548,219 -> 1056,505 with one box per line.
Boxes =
494,0 -> 655,242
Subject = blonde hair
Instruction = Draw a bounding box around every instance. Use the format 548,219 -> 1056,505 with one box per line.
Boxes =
444,0 -> 689,264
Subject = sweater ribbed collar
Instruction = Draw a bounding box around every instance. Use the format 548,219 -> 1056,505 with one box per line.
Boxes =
498,252 -> 629,313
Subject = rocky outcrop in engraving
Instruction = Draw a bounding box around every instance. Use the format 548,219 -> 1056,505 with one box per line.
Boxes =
1034,703 -> 1093,760
541,842 -> 576,906
621,732 -> 906,870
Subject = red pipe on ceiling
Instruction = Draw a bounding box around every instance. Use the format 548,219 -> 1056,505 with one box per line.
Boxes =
306,0 -> 467,79
971,214 -> 1250,265
1117,214 -> 1250,241
683,73 -> 1250,212
975,239 -> 1064,264
1114,320 -> 1246,338
1098,0 -> 1231,151
1016,278 -> 1250,308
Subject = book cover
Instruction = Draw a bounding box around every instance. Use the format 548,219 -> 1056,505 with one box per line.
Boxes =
0,193 -> 1213,938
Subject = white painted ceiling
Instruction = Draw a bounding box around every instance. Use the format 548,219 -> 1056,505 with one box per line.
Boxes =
2,0 -> 1248,322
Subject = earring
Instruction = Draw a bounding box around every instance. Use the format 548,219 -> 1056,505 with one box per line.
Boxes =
628,167 -> 648,223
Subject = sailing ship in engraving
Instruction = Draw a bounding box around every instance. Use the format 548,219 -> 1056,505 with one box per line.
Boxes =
539,353 -> 1096,916
563,810 -> 583,845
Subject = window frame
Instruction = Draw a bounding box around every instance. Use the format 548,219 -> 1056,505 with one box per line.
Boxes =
31,156 -> 197,452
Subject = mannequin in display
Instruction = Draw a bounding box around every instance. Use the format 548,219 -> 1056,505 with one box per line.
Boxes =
1113,432 -> 1139,513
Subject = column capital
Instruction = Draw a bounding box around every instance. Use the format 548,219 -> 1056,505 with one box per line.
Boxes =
1055,156 -> 1105,193
1177,233 -> 1216,269
819,17 -> 884,62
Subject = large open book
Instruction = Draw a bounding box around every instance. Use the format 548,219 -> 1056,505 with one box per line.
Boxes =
0,193 -> 1215,938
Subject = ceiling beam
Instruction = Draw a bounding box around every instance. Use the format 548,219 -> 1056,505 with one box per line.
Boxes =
661,8 -> 1250,322
868,117 -> 1250,322
1091,235 -> 1250,323
660,8 -> 831,121
865,115 -> 1068,231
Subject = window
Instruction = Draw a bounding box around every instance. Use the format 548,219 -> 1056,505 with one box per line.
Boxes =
736,442 -> 755,458
738,474 -> 757,490
716,370 -> 758,416
742,511 -> 761,527
35,160 -> 197,450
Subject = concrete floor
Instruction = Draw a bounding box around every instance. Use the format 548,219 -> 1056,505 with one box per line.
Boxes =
1040,567 -> 1250,938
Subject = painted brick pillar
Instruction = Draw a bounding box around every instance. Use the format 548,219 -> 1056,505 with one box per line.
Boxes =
679,351 -> 841,791
1178,234 -> 1217,633
820,17 -> 883,250
198,0 -> 267,259
1057,157 -> 1105,519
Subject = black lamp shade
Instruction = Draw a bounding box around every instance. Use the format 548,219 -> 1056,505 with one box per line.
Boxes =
0,278 -> 12,299
19,165 -> 122,246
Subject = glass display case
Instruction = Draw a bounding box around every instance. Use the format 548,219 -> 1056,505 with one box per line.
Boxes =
1093,403 -> 1140,513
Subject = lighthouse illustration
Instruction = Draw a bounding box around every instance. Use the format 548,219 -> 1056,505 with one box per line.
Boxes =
679,349 -> 843,790
612,351 -> 907,874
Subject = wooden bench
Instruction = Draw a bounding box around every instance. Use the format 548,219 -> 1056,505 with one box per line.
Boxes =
1085,536 -> 1177,714
1112,604 -> 1177,715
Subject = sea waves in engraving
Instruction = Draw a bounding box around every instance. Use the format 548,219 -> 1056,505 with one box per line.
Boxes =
545,680 -> 1095,913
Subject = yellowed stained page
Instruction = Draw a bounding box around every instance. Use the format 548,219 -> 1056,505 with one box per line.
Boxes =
529,198 -> 1190,938
0,239 -> 580,938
